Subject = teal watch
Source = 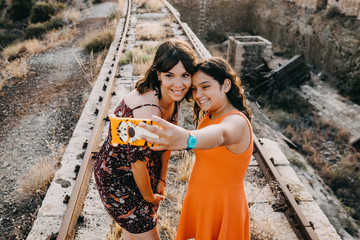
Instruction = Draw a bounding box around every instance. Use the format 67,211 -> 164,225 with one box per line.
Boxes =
186,132 -> 197,150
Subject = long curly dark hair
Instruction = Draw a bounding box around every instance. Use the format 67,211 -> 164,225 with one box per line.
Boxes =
135,38 -> 197,101
193,57 -> 252,125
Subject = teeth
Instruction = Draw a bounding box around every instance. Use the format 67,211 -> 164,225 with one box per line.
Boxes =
172,89 -> 183,94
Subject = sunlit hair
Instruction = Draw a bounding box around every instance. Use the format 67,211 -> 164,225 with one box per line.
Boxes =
193,57 -> 252,125
135,38 -> 197,101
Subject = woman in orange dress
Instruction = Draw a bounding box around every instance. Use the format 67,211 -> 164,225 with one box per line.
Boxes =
140,57 -> 253,240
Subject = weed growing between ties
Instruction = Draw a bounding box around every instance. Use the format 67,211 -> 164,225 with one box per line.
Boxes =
249,216 -> 276,240
120,42 -> 161,76
136,22 -> 173,41
135,0 -> 165,13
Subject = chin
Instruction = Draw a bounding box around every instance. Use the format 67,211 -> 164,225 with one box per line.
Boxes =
171,94 -> 187,101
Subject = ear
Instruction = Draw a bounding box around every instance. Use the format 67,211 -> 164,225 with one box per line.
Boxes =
223,79 -> 231,93
156,71 -> 161,81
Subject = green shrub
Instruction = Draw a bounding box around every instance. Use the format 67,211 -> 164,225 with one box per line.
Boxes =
0,0 -> 7,10
7,0 -> 32,21
24,16 -> 65,39
30,1 -> 65,23
337,73 -> 360,105
82,28 -> 114,53
25,22 -> 47,39
0,32 -> 18,47
120,50 -> 133,65
46,16 -> 65,30
270,88 -> 313,115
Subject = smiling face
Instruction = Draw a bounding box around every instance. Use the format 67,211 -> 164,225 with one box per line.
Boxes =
191,70 -> 230,114
157,61 -> 192,102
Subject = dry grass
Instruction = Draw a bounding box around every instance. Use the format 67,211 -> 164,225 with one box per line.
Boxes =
1,58 -> 30,85
80,26 -> 115,53
44,27 -> 77,49
1,43 -> 25,60
107,221 -> 123,240
0,8 -> 80,91
17,158 -> 56,197
147,0 -> 165,12
135,0 -> 164,12
136,22 -> 167,41
158,151 -> 195,239
120,43 -> 160,76
1,8 -> 79,60
337,127 -> 350,143
57,8 -> 81,24
249,216 -> 276,240
74,50 -> 107,86
17,143 -> 65,199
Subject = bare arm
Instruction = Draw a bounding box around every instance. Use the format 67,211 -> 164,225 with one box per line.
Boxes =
128,92 -> 165,205
139,114 -> 249,151
131,160 -> 164,206
156,150 -> 170,195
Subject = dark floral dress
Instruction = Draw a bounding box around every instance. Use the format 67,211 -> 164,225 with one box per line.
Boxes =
94,99 -> 178,233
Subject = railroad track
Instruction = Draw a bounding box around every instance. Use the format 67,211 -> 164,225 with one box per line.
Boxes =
26,0 -> 339,239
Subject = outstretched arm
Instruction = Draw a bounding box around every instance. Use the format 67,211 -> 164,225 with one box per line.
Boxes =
139,115 -> 249,151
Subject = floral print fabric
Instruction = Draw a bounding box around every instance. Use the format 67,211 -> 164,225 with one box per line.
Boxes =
94,99 -> 178,233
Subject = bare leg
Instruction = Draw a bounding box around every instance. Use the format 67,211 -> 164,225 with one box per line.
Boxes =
122,226 -> 160,240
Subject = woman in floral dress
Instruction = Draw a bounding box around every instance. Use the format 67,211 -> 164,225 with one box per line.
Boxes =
93,38 -> 197,240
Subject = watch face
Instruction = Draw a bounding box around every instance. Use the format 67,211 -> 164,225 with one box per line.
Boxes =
188,134 -> 197,148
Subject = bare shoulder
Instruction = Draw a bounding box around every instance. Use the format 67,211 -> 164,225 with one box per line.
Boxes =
221,113 -> 249,128
124,90 -> 161,118
222,112 -> 252,154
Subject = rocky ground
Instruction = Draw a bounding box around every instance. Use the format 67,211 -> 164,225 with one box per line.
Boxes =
0,2 -> 116,239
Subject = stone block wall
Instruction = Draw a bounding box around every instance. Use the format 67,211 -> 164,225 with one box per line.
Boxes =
227,36 -> 272,76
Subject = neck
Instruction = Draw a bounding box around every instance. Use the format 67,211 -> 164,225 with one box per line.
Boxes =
209,102 -> 236,120
159,96 -> 175,112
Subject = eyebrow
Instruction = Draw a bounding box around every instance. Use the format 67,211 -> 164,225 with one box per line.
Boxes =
198,81 -> 211,85
165,71 -> 189,74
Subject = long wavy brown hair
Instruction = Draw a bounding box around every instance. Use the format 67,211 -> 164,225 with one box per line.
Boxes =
193,57 -> 252,125
135,38 -> 197,101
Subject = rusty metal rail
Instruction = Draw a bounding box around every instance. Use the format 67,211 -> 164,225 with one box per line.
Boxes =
56,0 -> 132,239
253,135 -> 319,240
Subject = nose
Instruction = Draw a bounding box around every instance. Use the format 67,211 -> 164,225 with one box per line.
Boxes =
174,77 -> 185,87
195,88 -> 202,99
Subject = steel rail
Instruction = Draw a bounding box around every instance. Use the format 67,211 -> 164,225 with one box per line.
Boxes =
56,0 -> 132,239
253,135 -> 319,240
162,0 -> 212,60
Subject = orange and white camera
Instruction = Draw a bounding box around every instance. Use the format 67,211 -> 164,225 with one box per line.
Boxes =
109,114 -> 159,147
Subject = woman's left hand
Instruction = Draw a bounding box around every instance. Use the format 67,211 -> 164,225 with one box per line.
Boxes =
156,180 -> 165,196
139,115 -> 189,151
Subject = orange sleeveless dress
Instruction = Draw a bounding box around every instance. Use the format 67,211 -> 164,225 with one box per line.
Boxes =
176,111 -> 253,240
